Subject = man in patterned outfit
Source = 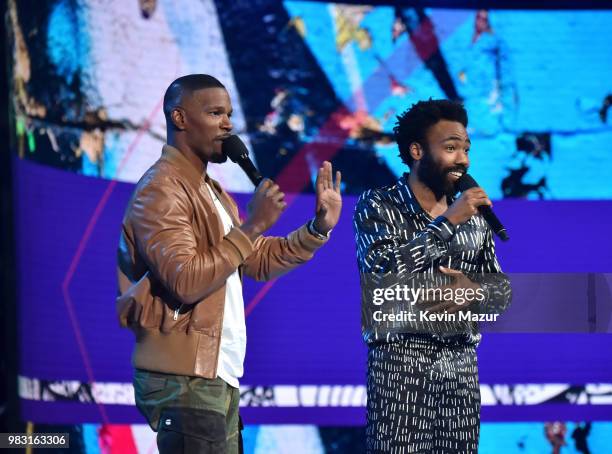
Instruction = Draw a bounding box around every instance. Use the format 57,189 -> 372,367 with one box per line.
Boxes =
354,99 -> 511,453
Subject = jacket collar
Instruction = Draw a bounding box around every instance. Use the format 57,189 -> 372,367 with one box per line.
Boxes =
161,144 -> 223,191
160,144 -> 239,224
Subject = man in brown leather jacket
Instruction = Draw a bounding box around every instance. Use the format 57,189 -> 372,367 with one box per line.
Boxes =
116,74 -> 342,453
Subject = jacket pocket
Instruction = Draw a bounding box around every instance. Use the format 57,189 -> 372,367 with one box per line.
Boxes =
118,272 -> 184,330
117,272 -> 153,327
159,300 -> 196,333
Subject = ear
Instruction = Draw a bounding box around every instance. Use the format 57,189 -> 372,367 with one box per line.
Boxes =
409,142 -> 423,163
170,107 -> 187,131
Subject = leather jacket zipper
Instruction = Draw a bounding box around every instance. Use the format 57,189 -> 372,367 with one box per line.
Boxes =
173,304 -> 184,321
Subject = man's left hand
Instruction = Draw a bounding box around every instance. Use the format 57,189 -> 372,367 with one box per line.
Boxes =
313,161 -> 342,235
422,266 -> 481,314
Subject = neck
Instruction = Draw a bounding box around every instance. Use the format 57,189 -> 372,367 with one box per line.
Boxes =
167,133 -> 208,174
407,171 -> 448,215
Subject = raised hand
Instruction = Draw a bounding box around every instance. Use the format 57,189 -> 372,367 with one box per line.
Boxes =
313,161 -> 342,235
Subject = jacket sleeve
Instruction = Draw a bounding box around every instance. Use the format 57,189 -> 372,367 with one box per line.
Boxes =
242,224 -> 328,281
131,178 -> 255,304
354,190 -> 456,275
470,227 -> 512,314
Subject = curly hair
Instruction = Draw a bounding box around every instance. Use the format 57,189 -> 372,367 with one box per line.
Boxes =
393,99 -> 468,168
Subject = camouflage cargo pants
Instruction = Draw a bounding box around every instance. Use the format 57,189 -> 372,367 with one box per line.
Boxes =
133,369 -> 243,454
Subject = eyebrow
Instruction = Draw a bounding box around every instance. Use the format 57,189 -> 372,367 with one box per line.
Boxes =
442,135 -> 471,144
207,105 -> 232,111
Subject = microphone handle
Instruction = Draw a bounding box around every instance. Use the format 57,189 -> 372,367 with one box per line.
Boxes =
238,158 -> 264,187
478,205 -> 509,241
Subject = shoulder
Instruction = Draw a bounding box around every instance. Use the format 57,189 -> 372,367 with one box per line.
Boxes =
134,160 -> 191,198
355,180 -> 404,213
126,161 -> 195,221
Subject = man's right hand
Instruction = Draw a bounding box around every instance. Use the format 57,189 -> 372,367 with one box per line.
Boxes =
240,179 -> 287,241
443,187 -> 492,226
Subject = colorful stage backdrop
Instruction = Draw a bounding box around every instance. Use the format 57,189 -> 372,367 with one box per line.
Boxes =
6,0 -> 612,451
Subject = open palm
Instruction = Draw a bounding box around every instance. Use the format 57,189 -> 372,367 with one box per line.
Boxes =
314,161 -> 342,234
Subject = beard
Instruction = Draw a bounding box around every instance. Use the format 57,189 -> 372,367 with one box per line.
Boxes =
417,149 -> 463,198
209,140 -> 229,164
210,152 -> 228,164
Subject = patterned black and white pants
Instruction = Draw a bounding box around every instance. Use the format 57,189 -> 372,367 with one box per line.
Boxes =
366,335 -> 480,454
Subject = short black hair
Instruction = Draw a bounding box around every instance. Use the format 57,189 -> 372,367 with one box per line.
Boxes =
163,74 -> 226,125
393,99 -> 468,168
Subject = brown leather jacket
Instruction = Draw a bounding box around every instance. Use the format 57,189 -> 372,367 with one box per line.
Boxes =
117,145 -> 327,378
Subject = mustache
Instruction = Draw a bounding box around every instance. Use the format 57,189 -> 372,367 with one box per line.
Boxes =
445,166 -> 467,174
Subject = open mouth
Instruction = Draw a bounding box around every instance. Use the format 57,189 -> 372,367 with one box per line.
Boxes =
448,170 -> 464,180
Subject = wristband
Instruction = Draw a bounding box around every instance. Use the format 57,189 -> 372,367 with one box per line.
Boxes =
308,219 -> 331,240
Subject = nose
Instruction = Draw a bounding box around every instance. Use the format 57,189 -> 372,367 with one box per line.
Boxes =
456,149 -> 469,168
221,115 -> 233,132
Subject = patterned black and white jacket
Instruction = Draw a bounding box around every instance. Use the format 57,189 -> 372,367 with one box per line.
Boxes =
354,174 -> 512,345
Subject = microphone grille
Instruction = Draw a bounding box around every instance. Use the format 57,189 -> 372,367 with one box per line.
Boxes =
457,173 -> 478,192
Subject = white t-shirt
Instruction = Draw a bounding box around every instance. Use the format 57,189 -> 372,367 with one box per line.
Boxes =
205,183 -> 246,389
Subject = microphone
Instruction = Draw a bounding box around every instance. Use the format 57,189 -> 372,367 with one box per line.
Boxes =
222,135 -> 263,187
457,174 -> 509,241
